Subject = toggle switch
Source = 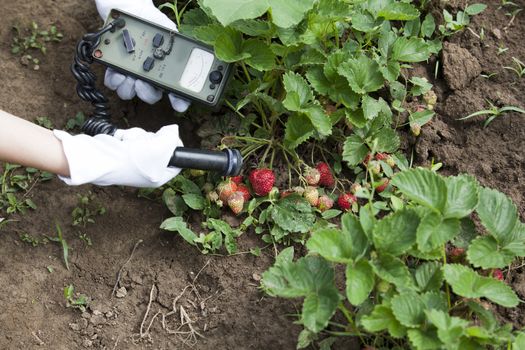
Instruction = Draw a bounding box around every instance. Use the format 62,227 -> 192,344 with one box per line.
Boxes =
152,33 -> 164,48
122,29 -> 135,53
143,56 -> 155,72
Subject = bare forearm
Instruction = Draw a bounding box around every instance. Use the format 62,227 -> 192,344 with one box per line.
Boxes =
0,110 -> 70,177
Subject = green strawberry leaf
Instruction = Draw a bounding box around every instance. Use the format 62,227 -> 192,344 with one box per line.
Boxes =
160,217 -> 197,246
444,174 -> 479,218
284,113 -> 315,149
415,261 -> 443,292
243,39 -> 276,71
303,105 -> 332,137
230,19 -> 273,36
391,291 -> 426,328
476,187 -> 519,244
271,196 -> 316,234
373,209 -> 420,256
163,188 -> 188,216
466,236 -> 516,269
513,333 -> 525,350
409,110 -> 434,127
407,329 -> 443,350
338,54 -> 384,94
182,193 -> 206,210
214,28 -> 251,62
302,288 -> 341,332
426,309 -> 468,347
377,2 -> 420,21
443,264 -> 519,307
306,228 -> 353,263
341,213 -> 370,260
416,212 -> 460,252
391,168 -> 448,213
421,291 -> 448,312
465,3 -> 487,15
283,72 -> 314,111
371,253 -> 416,291
192,24 -> 224,45
421,14 -> 436,38
261,250 -> 340,332
343,135 -> 368,166
346,259 -> 375,306
202,0 -> 316,28
306,66 -> 359,108
361,304 -> 406,338
391,37 -> 431,62
373,127 -> 400,153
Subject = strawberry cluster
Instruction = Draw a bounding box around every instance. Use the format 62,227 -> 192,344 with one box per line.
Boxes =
206,168 -> 276,215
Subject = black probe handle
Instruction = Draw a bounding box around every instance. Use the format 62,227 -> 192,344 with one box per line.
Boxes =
168,147 -> 243,177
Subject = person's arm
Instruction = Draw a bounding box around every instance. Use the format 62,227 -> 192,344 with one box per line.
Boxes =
0,109 -> 70,176
0,109 -> 183,187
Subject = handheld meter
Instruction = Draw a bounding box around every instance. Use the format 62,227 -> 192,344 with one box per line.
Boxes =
91,9 -> 232,107
71,9 -> 241,176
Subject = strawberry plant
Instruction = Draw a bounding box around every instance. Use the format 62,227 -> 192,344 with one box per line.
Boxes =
261,168 -> 525,349
177,0 -> 448,179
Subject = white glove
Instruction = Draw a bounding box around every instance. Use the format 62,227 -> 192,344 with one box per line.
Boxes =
54,125 -> 183,188
95,0 -> 191,112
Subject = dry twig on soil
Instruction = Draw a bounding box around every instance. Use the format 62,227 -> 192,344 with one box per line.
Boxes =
111,239 -> 143,298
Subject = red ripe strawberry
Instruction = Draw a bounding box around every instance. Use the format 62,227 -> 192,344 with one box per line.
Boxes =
304,167 -> 320,186
217,180 -> 237,202
375,153 -> 389,161
316,162 -> 334,187
338,193 -> 357,212
304,186 -> 319,206
249,168 -> 275,196
227,192 -> 244,215
363,153 -> 372,165
492,269 -> 504,281
375,178 -> 390,193
236,183 -> 251,201
230,175 -> 243,184
317,195 -> 334,212
450,247 -> 465,257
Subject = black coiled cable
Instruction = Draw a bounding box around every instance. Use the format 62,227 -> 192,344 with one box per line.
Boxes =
71,19 -> 125,136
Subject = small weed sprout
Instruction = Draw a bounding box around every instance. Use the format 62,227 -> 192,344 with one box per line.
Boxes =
72,192 -> 106,227
11,21 -> 63,69
458,100 -> 525,127
46,222 -> 70,270
64,285 -> 90,312
503,57 -> 525,79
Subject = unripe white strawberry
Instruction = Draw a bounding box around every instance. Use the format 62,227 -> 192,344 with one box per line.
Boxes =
227,192 -> 245,215
304,186 -> 319,206
304,167 -> 320,186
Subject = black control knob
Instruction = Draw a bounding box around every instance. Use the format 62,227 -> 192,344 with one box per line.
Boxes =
209,70 -> 223,84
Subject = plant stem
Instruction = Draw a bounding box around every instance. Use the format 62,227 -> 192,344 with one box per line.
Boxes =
224,99 -> 263,129
240,61 -> 251,82
338,303 -> 365,343
442,245 -> 452,310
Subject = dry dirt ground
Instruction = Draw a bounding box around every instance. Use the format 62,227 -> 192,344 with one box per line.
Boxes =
0,0 -> 524,349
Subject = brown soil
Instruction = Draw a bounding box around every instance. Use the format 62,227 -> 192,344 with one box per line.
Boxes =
0,0 -> 524,349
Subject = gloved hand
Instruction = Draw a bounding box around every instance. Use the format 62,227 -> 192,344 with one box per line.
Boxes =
94,0 -> 191,112
54,125 -> 183,188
